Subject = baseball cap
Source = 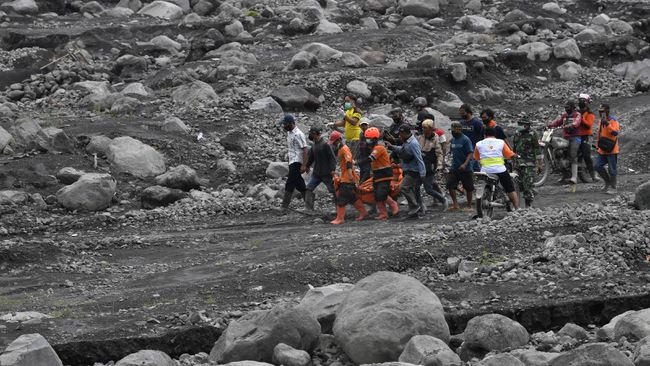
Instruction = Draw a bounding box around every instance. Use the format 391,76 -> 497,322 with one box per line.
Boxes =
309,125 -> 322,134
281,114 -> 295,125
328,131 -> 342,144
360,119 -> 369,126
398,124 -> 413,133
450,121 -> 462,130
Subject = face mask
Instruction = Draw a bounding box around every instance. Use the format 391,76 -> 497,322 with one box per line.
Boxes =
284,125 -> 293,132
578,101 -> 586,109
344,102 -> 352,110
452,132 -> 462,138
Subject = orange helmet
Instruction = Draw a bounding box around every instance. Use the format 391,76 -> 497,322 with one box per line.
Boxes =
364,127 -> 380,139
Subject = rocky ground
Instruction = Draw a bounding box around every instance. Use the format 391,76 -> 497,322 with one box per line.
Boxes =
2,0 -> 650,365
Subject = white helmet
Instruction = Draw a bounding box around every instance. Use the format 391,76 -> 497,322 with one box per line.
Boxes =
578,93 -> 591,102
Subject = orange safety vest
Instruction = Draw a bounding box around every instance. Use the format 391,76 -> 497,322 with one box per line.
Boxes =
579,111 -> 595,136
597,117 -> 620,155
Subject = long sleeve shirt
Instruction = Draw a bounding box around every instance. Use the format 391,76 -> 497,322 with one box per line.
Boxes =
306,137 -> 337,177
549,111 -> 582,138
417,134 -> 443,174
389,135 -> 426,177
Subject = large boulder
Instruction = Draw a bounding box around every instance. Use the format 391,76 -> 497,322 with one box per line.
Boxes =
209,305 -> 321,363
0,190 -> 29,205
347,80 -> 371,98
161,116 -> 189,133
458,15 -> 494,33
272,343 -> 311,366
634,336 -> 650,366
364,0 -> 394,13
250,97 -> 283,115
408,52 -> 442,69
635,181 -> 650,210
517,42 -> 552,61
137,0 -> 183,19
553,38 -> 581,60
10,118 -> 49,151
266,162 -> 289,178
86,135 -> 113,157
113,55 -> 148,77
115,350 -> 175,366
171,81 -> 218,105
479,354 -> 524,366
398,0 -> 440,18
56,173 -> 116,211
286,51 -> 319,71
154,165 -> 200,191
0,126 -> 15,152
297,283 -> 354,334
116,0 -> 141,11
0,333 -> 62,366
333,271 -> 450,364
341,52 -> 369,68
557,61 -> 582,81
80,1 -> 104,14
107,136 -> 166,178
316,19 -> 343,34
270,86 -> 320,111
460,314 -> 529,360
0,0 -> 38,14
549,343 -> 633,366
614,308 -> 650,340
398,335 -> 461,366
509,349 -> 559,365
141,185 -> 187,209
301,43 -> 342,61
56,167 -> 85,185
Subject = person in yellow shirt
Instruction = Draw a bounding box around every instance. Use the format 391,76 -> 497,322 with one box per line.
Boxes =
332,95 -> 362,159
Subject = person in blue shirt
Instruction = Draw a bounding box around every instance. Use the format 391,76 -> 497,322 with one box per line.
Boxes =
446,122 -> 475,211
386,124 -> 426,218
459,104 -> 484,172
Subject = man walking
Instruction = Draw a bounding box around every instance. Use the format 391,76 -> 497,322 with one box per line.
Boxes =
547,100 -> 582,186
302,126 -> 337,211
447,122 -> 475,211
512,120 -> 543,208
387,124 -> 426,218
594,103 -> 620,194
281,114 -> 308,210
577,93 -> 599,182
474,127 -> 520,210
328,131 -> 368,224
459,104 -> 484,172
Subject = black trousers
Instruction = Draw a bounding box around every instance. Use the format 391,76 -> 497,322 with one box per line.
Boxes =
285,162 -> 306,194
579,136 -> 595,174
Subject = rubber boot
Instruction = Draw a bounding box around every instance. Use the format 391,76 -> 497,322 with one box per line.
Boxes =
607,176 -> 618,195
386,197 -> 399,216
590,170 -> 600,182
569,163 -> 578,184
330,206 -> 346,225
304,190 -> 315,211
375,201 -> 389,220
597,169 -> 610,191
353,200 -> 368,221
281,191 -> 292,210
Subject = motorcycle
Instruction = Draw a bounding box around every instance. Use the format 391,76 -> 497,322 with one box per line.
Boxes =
534,127 -> 590,187
475,168 -> 519,219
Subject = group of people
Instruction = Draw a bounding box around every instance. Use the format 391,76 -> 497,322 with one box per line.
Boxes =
279,93 -> 621,224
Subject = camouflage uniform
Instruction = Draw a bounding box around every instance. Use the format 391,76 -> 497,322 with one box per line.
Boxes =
512,127 -> 542,205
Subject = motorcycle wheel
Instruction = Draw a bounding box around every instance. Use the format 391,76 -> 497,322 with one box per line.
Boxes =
533,149 -> 551,187
476,186 -> 494,219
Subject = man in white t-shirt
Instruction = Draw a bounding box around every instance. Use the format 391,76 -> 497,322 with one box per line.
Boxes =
281,114 -> 308,210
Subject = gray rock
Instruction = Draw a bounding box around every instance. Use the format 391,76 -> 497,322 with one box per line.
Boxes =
557,61 -> 582,81
509,349 -> 559,366
458,259 -> 479,278
635,181 -> 650,210
446,257 -> 461,273
360,51 -> 387,64
341,52 -> 369,68
553,38 -> 581,60
398,335 -> 461,366
80,1 -> 104,14
0,333 -> 62,366
270,86 -> 320,111
549,343 -> 633,366
193,0 -> 214,15
504,9 -> 531,22
10,118 -> 50,151
116,0 -> 141,11
56,167 -> 85,185
122,82 -> 150,97
222,362 -> 274,366
361,17 -> 380,29
107,136 -> 166,178
102,7 -> 134,17
558,323 -> 588,340
217,159 -> 237,174
0,0 -> 38,14
115,350 -> 175,366
575,28 -> 605,44
517,42 -> 552,61
366,115 -> 393,129
633,336 -> 650,366
435,92 -> 463,118
272,343 -> 311,366
614,308 -> 650,340
113,55 -> 147,77
449,62 -> 467,82
461,314 -> 529,360
465,0 -> 481,12
0,190 -> 29,205
250,97 -> 283,115
398,0 -> 440,18
56,173 -> 116,211
209,305 -> 321,363
141,185 -> 188,209
150,35 -> 182,53
333,271 -> 450,364
162,117 -> 189,133
165,0 -> 189,12
86,135 -> 113,157
408,52 -> 443,69
346,80 -> 371,98
154,165 -> 200,191
137,0 -> 183,19
266,162 -> 289,178
172,81 -> 218,105
301,43 -> 343,61
541,2 -> 564,15
0,126 -> 15,152
225,20 -> 244,37
479,354 -> 524,366
468,87 -> 503,102
458,15 -> 494,33
286,51 -> 319,71
111,96 -> 141,114
297,283 -> 354,334
401,16 -> 424,26
364,0 -> 393,13
610,19 -> 633,35
316,19 -> 343,34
